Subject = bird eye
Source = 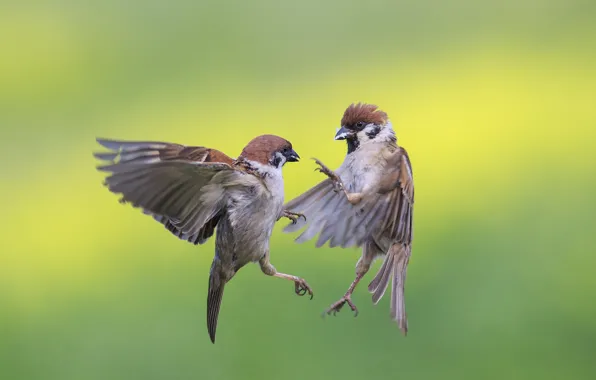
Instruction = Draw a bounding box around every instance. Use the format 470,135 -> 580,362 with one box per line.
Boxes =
356,121 -> 366,129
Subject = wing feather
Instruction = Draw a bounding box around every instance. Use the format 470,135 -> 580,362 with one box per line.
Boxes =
95,138 -> 237,245
284,147 -> 414,249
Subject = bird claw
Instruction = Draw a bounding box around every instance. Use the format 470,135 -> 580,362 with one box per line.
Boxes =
294,278 -> 314,300
324,296 -> 359,317
313,158 -> 344,193
282,210 -> 306,224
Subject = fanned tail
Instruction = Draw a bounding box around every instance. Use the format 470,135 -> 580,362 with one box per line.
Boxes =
369,251 -> 394,303
207,271 -> 226,344
368,243 -> 411,335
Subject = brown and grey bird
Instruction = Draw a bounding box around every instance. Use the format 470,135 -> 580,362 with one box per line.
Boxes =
283,103 -> 414,334
94,134 -> 312,343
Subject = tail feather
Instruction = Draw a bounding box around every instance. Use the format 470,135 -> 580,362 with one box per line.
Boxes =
207,273 -> 226,344
369,252 -> 394,304
391,247 -> 410,335
368,244 -> 411,335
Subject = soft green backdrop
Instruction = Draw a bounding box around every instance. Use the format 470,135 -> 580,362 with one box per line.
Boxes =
1,1 -> 595,379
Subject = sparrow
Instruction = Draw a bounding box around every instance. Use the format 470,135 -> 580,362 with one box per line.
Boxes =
94,134 -> 313,343
283,103 -> 414,334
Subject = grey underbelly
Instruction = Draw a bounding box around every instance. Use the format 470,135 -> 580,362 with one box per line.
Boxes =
215,217 -> 272,267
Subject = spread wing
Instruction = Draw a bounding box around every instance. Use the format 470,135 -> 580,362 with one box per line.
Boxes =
94,138 -> 238,245
284,147 -> 414,249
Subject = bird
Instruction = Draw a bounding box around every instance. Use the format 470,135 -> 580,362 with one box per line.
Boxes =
94,134 -> 313,343
283,103 -> 414,335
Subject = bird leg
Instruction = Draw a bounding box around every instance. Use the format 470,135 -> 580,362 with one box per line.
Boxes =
259,257 -> 314,299
313,158 -> 344,192
313,158 -> 363,205
275,273 -> 314,299
324,273 -> 364,317
279,210 -> 306,224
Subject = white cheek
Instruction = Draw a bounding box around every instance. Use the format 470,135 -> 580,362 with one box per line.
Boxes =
245,159 -> 284,179
245,159 -> 286,207
275,152 -> 286,168
357,126 -> 373,140
358,122 -> 394,142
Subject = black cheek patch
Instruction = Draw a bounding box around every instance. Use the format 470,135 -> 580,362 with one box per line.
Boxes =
270,155 -> 282,168
365,126 -> 381,140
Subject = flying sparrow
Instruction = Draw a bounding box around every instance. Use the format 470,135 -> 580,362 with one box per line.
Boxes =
94,135 -> 312,343
284,103 -> 414,335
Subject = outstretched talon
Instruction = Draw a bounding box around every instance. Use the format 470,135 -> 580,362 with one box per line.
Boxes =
281,210 -> 306,224
294,278 -> 314,300
313,158 -> 345,193
324,296 -> 359,317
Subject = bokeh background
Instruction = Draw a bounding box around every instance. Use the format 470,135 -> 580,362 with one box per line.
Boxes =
1,1 -> 595,379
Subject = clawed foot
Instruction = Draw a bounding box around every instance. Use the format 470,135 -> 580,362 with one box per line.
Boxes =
294,278 -> 314,300
324,296 -> 359,317
281,210 -> 306,224
313,158 -> 345,193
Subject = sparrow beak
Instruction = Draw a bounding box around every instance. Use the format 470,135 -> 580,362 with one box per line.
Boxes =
284,148 -> 300,162
335,126 -> 352,140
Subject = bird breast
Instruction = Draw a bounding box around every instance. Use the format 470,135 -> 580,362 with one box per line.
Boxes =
219,170 -> 284,262
339,143 -> 387,193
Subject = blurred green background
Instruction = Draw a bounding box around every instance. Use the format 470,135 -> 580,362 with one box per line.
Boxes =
1,1 -> 595,379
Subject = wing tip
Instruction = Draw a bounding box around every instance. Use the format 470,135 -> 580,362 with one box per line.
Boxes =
95,163 -> 116,172
93,151 -> 117,161
315,238 -> 329,248
95,137 -> 119,150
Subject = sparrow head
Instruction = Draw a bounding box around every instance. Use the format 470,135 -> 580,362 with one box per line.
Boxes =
336,103 -> 395,153
238,134 -> 300,170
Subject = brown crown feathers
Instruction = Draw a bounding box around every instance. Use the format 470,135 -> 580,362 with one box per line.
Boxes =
238,134 -> 294,165
341,103 -> 388,129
